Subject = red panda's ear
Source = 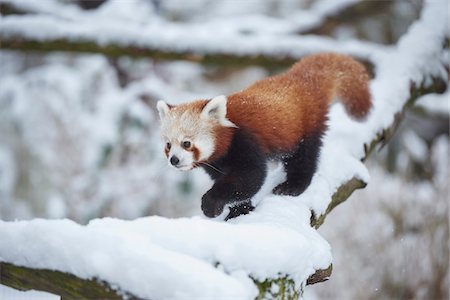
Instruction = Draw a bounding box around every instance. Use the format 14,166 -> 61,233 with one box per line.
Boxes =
156,100 -> 171,120
200,95 -> 237,128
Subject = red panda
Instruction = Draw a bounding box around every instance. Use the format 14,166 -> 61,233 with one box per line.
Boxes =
157,53 -> 371,219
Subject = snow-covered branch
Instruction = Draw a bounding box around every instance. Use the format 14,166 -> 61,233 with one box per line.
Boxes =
0,212 -> 332,299
303,0 -> 448,227
1,262 -> 139,300
0,16 -> 382,69
299,0 -> 393,35
312,74 -> 447,228
0,0 -> 386,69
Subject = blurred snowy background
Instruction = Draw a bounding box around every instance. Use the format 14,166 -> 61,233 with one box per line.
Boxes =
0,0 -> 448,299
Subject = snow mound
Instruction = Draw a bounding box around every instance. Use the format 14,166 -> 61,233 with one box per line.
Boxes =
0,199 -> 331,299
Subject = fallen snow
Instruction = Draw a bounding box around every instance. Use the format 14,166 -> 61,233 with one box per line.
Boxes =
0,198 -> 331,299
402,130 -> 429,163
415,90 -> 450,116
0,0 -> 388,62
0,284 -> 59,300
0,0 -> 362,36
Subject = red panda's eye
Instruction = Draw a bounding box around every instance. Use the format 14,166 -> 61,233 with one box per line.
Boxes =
182,141 -> 191,149
166,142 -> 171,150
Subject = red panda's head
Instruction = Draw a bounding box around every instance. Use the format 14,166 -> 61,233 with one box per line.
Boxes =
157,95 -> 236,171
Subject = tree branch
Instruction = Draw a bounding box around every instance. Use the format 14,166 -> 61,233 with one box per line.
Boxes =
0,37 -> 298,69
0,261 -> 331,299
0,262 -> 141,300
299,1 -> 394,36
311,76 -> 448,229
0,15 -> 380,70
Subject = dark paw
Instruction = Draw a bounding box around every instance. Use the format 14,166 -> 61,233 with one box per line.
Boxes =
201,194 -> 225,218
272,181 -> 303,196
225,201 -> 254,221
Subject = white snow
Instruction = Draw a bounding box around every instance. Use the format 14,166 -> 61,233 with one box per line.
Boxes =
415,90 -> 450,116
0,0 -> 363,36
294,0 -> 449,215
0,284 -> 59,300
402,130 -> 429,163
306,133 -> 449,298
0,203 -> 331,299
0,0 -> 388,62
0,147 -> 16,196
0,0 -> 448,299
310,0 -> 360,17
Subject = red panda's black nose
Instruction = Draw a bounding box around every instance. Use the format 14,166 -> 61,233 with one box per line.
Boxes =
170,156 -> 180,166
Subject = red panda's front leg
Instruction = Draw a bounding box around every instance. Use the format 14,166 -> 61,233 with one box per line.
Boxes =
201,130 -> 267,218
201,168 -> 265,218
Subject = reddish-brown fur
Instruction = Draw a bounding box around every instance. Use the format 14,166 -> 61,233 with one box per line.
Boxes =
175,53 -> 371,161
224,53 -> 371,155
161,53 -> 372,217
210,125 -> 235,161
191,146 -> 201,161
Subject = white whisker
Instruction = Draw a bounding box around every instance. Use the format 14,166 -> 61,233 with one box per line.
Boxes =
196,161 -> 226,175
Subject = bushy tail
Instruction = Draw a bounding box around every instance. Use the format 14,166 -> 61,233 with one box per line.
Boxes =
333,55 -> 371,119
295,53 -> 372,120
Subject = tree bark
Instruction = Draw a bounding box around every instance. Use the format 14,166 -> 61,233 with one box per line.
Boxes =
0,262 -> 141,300
0,261 -> 328,300
0,37 -> 299,69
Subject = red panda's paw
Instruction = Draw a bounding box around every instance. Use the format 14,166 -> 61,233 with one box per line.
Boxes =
272,181 -> 303,196
201,193 -> 225,218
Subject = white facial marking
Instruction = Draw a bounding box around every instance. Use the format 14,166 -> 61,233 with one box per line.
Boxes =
158,101 -> 223,170
158,96 -> 237,170
167,144 -> 195,171
195,135 -> 215,161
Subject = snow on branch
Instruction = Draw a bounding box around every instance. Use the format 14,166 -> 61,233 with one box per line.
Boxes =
0,210 -> 331,299
415,90 -> 450,116
1,262 -> 138,300
0,0 -> 386,69
299,0 -> 394,35
305,0 -> 448,226
0,1 -> 448,299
